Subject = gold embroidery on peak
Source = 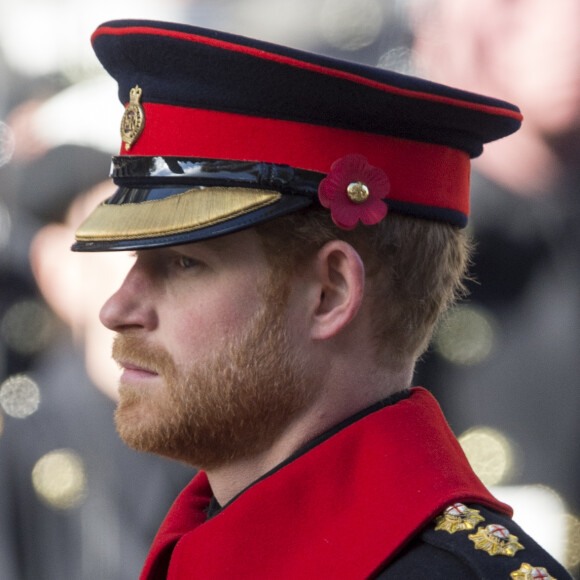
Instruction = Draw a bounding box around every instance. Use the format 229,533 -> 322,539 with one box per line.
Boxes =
75,187 -> 281,242
121,85 -> 145,151
510,562 -> 556,579
469,524 -> 524,557
434,503 -> 485,534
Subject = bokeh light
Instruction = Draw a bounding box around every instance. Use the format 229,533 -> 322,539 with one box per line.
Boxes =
319,0 -> 383,51
0,201 -> 11,251
493,484 -> 568,563
1,299 -> 57,356
0,120 -> 16,167
0,341 -> 6,379
459,426 -> 515,486
0,0 -> 185,78
434,304 -> 496,366
563,512 -> 580,570
31,449 -> 87,510
0,374 -> 41,418
377,46 -> 414,75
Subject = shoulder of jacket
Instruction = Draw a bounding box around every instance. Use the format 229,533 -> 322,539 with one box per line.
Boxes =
377,503 -> 572,579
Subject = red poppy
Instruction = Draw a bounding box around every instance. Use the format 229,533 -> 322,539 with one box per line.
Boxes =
318,154 -> 390,230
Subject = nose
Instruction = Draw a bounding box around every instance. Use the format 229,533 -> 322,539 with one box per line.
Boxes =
99,261 -> 158,332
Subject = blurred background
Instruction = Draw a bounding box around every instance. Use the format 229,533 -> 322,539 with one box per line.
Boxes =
0,0 -> 578,578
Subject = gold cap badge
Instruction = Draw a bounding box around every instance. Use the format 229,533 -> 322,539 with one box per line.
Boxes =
469,523 -> 524,557
434,503 -> 485,534
121,85 -> 145,151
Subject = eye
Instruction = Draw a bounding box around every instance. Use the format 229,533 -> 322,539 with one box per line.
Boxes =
176,255 -> 199,269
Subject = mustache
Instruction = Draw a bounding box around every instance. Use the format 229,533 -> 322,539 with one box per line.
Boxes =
112,334 -> 176,376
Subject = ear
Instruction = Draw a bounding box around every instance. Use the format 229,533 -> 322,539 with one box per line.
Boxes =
309,240 -> 365,341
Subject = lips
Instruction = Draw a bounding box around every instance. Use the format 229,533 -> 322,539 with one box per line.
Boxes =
118,360 -> 159,381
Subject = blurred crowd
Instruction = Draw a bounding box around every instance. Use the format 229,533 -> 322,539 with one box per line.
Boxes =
0,0 -> 578,578
409,2 -> 580,573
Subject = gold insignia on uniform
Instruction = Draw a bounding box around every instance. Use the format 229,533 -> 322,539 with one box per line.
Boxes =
510,562 -> 556,579
121,85 -> 145,151
434,503 -> 485,534
468,523 -> 524,557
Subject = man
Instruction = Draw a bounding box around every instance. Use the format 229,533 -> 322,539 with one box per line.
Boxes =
73,19 -> 571,579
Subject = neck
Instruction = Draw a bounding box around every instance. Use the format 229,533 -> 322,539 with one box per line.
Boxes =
205,366 -> 411,506
205,420 -> 312,507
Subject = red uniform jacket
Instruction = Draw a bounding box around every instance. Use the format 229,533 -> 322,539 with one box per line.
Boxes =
140,388 -> 510,579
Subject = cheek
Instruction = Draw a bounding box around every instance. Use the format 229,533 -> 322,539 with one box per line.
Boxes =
161,292 -> 263,365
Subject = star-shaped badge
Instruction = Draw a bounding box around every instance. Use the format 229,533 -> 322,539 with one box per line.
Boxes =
469,523 -> 524,557
434,503 -> 486,534
510,562 -> 556,579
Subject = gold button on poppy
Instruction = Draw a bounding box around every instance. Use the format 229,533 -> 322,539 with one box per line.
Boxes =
347,181 -> 370,204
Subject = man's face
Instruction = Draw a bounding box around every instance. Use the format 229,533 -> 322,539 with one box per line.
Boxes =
100,230 -> 315,470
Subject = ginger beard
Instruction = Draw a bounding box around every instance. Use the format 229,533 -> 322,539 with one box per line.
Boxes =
111,277 -> 314,470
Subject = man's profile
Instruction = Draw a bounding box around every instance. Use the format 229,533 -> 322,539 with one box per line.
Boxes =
72,19 -> 572,579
